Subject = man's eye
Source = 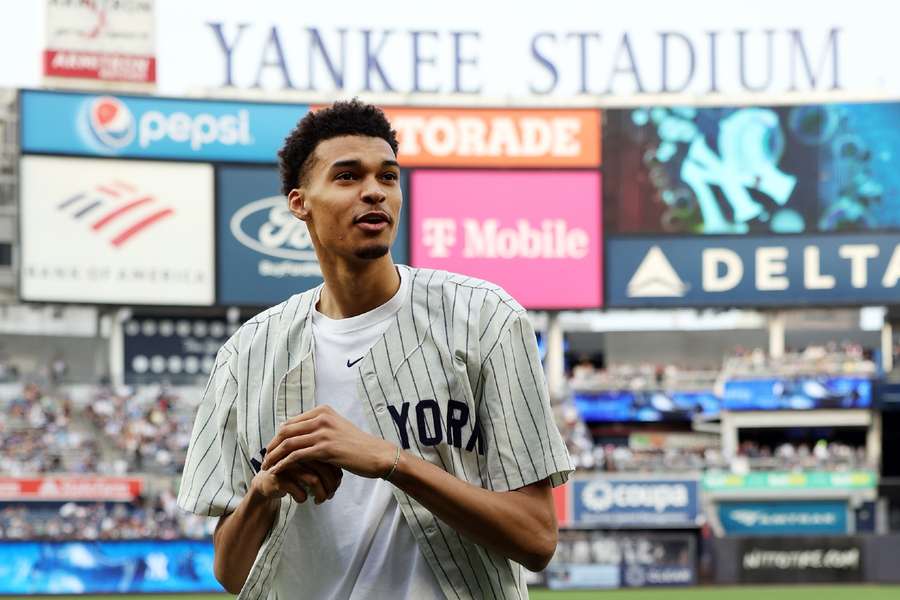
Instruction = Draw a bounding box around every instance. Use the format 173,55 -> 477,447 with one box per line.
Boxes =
382,172 -> 398,181
335,172 -> 356,181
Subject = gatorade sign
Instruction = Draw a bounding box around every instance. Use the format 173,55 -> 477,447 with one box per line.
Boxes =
20,89 -> 308,162
383,107 -> 601,167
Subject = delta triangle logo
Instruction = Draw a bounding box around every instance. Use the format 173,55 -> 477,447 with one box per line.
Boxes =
626,245 -> 689,298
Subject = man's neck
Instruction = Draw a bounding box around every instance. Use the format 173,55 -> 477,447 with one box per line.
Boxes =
317,256 -> 401,319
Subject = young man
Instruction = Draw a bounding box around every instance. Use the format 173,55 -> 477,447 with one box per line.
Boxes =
178,100 -> 573,600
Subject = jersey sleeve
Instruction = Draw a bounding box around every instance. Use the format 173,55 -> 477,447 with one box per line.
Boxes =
177,343 -> 249,516
476,311 -> 574,492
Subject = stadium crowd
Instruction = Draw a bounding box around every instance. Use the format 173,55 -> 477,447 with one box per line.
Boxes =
0,489 -> 212,540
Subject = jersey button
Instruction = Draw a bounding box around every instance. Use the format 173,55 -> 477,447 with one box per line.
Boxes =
425,526 -> 437,536
375,404 -> 386,415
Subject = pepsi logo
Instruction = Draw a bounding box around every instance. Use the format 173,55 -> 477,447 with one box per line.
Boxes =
230,196 -> 316,261
85,96 -> 135,151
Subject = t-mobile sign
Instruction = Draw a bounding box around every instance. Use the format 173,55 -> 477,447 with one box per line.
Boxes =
410,170 -> 602,309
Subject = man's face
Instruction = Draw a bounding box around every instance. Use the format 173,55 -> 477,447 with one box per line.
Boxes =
289,135 -> 402,263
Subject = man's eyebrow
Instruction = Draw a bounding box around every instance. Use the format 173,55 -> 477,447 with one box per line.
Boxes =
329,159 -> 400,169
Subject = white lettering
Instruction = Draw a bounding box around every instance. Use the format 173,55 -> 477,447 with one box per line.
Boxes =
839,244 -> 879,288
756,246 -> 789,291
422,218 -> 457,257
552,117 -> 581,156
461,219 -> 588,259
702,248 -> 743,292
803,246 -> 835,289
390,114 -> 584,158
138,109 -> 254,150
882,245 -> 900,288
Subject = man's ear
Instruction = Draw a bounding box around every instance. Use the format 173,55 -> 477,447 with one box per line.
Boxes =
288,188 -> 310,222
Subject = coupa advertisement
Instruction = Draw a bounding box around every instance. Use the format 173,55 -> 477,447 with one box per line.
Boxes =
217,165 -> 409,305
0,540 -> 221,594
719,501 -> 849,536
410,170 -> 602,310
606,233 -> 900,307
569,478 -> 699,527
20,89 -> 307,162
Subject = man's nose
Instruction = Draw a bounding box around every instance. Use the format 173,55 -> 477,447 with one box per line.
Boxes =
361,178 -> 386,204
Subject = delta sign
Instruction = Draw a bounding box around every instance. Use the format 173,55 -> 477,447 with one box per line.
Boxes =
606,233 -> 900,307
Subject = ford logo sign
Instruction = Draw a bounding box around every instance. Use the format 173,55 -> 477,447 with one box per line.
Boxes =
230,196 -> 317,261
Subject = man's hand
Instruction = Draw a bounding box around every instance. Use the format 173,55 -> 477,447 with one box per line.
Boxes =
252,460 -> 343,504
262,405 -> 396,478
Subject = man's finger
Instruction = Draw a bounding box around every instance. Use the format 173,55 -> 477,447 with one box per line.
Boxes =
280,480 -> 309,504
300,461 -> 342,498
270,447 -> 319,475
264,420 -> 320,461
263,432 -> 317,470
296,471 -> 328,504
283,405 -> 333,426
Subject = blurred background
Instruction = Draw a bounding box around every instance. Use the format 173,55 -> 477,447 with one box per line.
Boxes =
2,0 -> 900,597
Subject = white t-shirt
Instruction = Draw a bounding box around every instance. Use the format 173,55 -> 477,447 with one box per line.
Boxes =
274,266 -> 444,600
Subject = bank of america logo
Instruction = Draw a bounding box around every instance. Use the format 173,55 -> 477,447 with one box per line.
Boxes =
56,181 -> 174,248
627,246 -> 689,298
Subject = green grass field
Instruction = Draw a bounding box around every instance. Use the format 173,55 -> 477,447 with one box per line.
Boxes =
46,586 -> 900,600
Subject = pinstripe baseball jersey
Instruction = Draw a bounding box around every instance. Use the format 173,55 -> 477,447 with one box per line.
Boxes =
177,266 -> 574,600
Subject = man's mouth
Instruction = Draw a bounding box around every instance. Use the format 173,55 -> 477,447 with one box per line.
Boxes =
354,212 -> 392,231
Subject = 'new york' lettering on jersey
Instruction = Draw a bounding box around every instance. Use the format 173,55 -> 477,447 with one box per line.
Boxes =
177,267 -> 574,600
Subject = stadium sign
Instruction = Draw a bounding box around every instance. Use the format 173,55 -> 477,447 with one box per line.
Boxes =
410,170 -> 602,310
20,155 -> 215,306
738,536 -> 863,583
381,107 -> 600,167
0,477 -> 143,501
44,0 -> 156,88
155,0 -> 862,101
606,233 -> 900,308
216,165 -> 409,305
20,89 -> 308,162
703,471 -> 876,492
719,501 -> 849,535
570,478 -> 699,527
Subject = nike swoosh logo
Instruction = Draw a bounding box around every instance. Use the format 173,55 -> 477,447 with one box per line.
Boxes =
346,356 -> 365,368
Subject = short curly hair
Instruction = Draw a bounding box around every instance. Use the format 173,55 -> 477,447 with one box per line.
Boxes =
277,99 -> 399,196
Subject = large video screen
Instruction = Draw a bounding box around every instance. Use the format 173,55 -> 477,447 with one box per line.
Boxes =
604,104 -> 900,235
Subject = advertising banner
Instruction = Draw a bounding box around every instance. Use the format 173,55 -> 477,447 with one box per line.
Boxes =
739,536 -> 863,583
382,107 -> 600,167
723,376 -> 872,410
0,477 -> 142,502
20,90 -> 307,162
605,104 -> 900,236
216,165 -> 409,305
703,471 -> 877,493
547,531 -> 695,589
20,155 -> 214,306
410,170 -> 602,309
719,501 -> 849,536
574,389 -> 720,422
570,477 -> 699,527
123,317 -> 237,384
875,381 -> 900,411
606,233 -> 900,308
44,0 -> 156,87
0,539 -> 221,594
